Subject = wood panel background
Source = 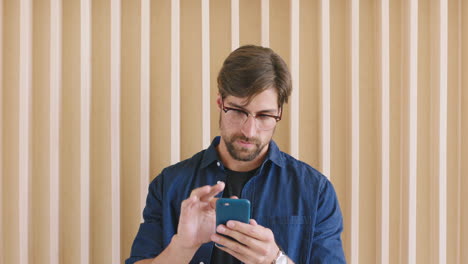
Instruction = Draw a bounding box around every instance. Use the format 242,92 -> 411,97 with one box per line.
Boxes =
1,0 -> 467,263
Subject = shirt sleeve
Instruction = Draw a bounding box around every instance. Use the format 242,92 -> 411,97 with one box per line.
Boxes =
310,179 -> 347,263
125,175 -> 165,264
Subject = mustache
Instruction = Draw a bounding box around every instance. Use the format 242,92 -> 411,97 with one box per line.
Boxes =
234,135 -> 260,144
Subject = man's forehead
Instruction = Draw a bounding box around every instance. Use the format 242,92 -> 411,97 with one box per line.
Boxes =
224,88 -> 278,107
225,96 -> 254,106
224,96 -> 279,112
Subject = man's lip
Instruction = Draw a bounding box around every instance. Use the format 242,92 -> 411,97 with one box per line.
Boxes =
238,140 -> 254,146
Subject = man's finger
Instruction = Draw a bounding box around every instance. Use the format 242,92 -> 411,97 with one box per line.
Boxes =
209,197 -> 219,209
211,233 -> 251,256
199,181 -> 225,202
226,220 -> 272,241
189,185 -> 211,199
179,196 -> 197,224
216,224 -> 265,253
189,181 -> 225,202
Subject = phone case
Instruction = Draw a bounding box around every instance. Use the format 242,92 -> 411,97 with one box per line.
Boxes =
216,198 -> 251,226
215,198 -> 251,246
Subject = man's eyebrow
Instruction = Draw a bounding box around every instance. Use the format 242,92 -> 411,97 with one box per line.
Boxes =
226,102 -> 278,114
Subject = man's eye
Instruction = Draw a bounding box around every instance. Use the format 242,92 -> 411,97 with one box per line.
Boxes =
257,115 -> 272,121
232,109 -> 247,116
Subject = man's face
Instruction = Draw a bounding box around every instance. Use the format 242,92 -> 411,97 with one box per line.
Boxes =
219,88 -> 280,162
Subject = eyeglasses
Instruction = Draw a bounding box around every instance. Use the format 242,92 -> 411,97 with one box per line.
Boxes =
221,100 -> 282,131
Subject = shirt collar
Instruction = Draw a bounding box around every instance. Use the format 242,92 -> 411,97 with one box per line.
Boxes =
266,139 -> 285,168
200,136 -> 285,169
200,136 -> 222,168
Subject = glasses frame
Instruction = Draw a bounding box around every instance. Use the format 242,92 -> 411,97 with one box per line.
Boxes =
221,99 -> 282,130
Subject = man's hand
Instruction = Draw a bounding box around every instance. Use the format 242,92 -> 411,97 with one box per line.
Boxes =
210,219 -> 281,264
176,181 -> 225,250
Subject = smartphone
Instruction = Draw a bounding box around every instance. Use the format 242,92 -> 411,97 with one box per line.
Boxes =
215,198 -> 251,246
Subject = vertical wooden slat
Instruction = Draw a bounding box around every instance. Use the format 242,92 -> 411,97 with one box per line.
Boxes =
3,3 -> 20,262
31,2 -> 51,261
290,0 -> 299,159
320,0 -> 330,177
202,0 -> 210,149
442,0 -> 460,257
0,0 -> 3,262
350,0 -> 360,263
140,0 -> 150,218
19,0 -> 32,263
261,0 -> 269,47
121,1 -> 142,262
329,0 -> 348,258
447,0 -> 460,262
239,1 -> 260,46
388,1 -> 402,262
171,0 -> 180,164
209,0 -> 230,141
151,0 -> 171,175
299,0 -> 319,169
231,0 -> 239,50
239,2 -> 260,47
61,1 -> 82,262
380,0 -> 390,263
360,2 -> 379,260
461,0 -> 468,261
457,2 -> 463,263
438,0 -> 448,263
267,0 -> 290,151
408,0 -> 418,263
181,0 -> 203,160
418,1 -> 432,261
49,0 -> 61,263
110,0 -> 121,262
80,0 -> 91,262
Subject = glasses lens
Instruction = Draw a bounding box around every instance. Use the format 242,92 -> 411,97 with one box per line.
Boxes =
222,99 -> 279,131
224,110 -> 276,131
225,109 -> 246,126
256,116 -> 276,130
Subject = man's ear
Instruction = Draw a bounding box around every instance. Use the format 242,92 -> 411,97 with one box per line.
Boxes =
216,94 -> 222,110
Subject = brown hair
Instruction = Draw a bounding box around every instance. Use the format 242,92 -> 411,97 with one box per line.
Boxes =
217,45 -> 292,108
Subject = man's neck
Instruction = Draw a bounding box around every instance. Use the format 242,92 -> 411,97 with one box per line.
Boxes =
216,140 -> 268,172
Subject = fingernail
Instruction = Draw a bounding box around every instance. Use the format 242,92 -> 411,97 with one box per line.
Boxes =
227,221 -> 235,228
217,225 -> 225,232
217,181 -> 224,185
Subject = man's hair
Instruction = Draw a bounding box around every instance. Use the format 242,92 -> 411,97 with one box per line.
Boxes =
217,45 -> 292,108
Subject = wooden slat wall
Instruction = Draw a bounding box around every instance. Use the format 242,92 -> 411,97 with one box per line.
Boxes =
1,0 -> 467,263
110,0 -> 121,262
350,0 -> 360,262
49,0 -> 61,263
379,0 -> 390,263
0,1 -> 3,263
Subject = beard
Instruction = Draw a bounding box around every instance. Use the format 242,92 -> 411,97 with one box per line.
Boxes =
221,133 -> 268,162
219,114 -> 273,162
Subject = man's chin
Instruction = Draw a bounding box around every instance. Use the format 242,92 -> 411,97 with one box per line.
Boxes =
229,149 -> 259,162
233,156 -> 256,162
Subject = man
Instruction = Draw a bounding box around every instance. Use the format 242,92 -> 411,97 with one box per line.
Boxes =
126,45 -> 346,264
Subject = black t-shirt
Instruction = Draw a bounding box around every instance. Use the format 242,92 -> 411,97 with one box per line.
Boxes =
210,168 -> 257,264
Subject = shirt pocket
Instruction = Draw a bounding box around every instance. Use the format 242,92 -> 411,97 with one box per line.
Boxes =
257,216 -> 313,264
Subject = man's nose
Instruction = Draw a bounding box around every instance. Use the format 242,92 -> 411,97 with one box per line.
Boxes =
240,116 -> 257,138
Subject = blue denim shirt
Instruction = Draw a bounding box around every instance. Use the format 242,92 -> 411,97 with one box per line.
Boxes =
126,137 -> 346,264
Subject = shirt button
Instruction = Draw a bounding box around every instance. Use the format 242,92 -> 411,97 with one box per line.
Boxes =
216,161 -> 220,167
